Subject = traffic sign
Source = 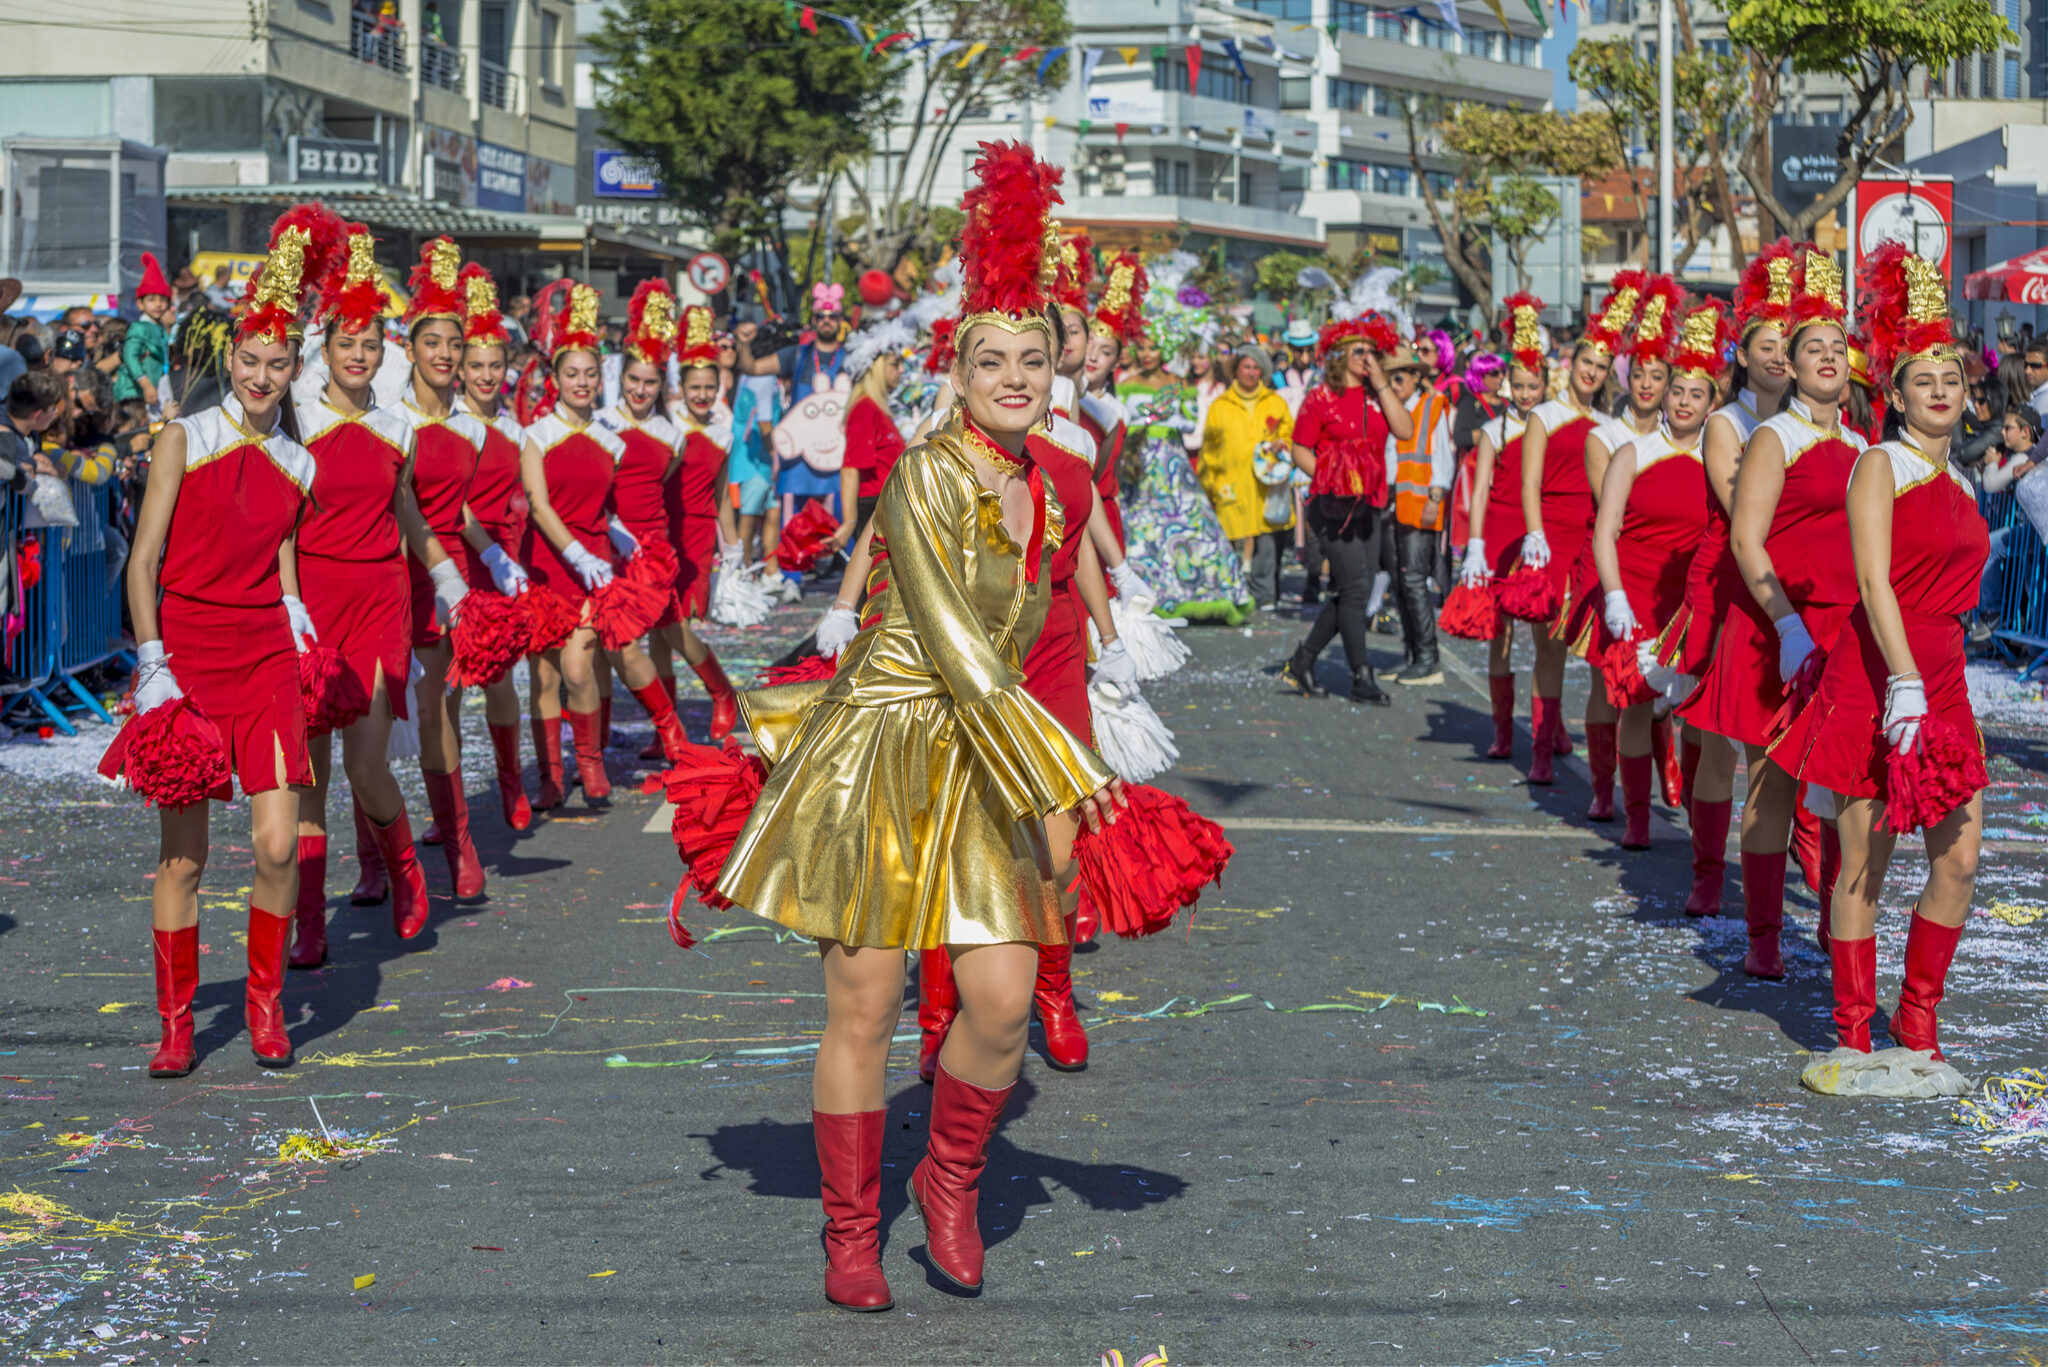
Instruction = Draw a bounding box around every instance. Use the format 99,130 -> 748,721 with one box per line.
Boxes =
687,252 -> 731,295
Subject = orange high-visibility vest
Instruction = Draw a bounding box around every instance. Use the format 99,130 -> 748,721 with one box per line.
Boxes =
1393,391 -> 1451,531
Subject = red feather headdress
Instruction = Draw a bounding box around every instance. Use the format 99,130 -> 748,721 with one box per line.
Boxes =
624,278 -> 680,368
238,202 -> 343,346
404,236 -> 463,328
1499,291 -> 1547,375
319,222 -> 387,335
1735,237 -> 1798,340
1055,231 -> 1095,313
459,263 -> 508,348
924,316 -> 957,375
1091,252 -> 1147,345
957,141 -> 1064,341
1317,312 -> 1399,361
675,304 -> 719,370
1671,299 -> 1735,380
533,277 -> 601,360
1787,244 -> 1846,338
1628,274 -> 1685,368
1582,268 -> 1646,358
1857,239 -> 1959,382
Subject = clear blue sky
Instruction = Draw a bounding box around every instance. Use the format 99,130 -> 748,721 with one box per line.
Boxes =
1543,4 -> 1578,110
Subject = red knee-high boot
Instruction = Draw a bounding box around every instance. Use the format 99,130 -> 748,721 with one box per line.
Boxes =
909,1062 -> 1013,1291
530,714 -> 565,811
488,722 -> 532,831
630,679 -> 692,765
814,1109 -> 893,1311
1891,911 -> 1963,1059
148,926 -> 199,1078
1584,722 -> 1618,821
1829,934 -> 1876,1052
348,798 -> 388,905
289,835 -> 328,969
566,708 -> 611,801
1035,920 -> 1089,1071
1685,799 -> 1731,917
369,806 -> 433,939
1551,705 -> 1574,758
693,653 -> 739,741
1816,824 -> 1840,952
1619,752 -> 1653,850
1487,674 -> 1516,759
917,948 -> 957,1085
1679,734 -> 1702,816
421,768 -> 486,901
639,673 -> 680,760
1791,794 -> 1824,897
245,905 -> 294,1067
1652,716 -> 1681,809
1528,694 -> 1558,785
1741,850 -> 1786,980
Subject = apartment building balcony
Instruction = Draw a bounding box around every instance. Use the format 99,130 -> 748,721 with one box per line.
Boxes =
349,12 -> 409,76
1065,193 -> 1324,249
479,59 -> 517,111
420,38 -> 464,92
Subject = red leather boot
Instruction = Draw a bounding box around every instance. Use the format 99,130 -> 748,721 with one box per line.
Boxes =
289,835 -> 328,968
348,799 -> 388,905
245,905 -> 294,1067
917,948 -> 958,1085
814,1109 -> 893,1311
421,768 -> 486,901
148,926 -> 199,1078
639,674 -> 680,759
1816,824 -> 1840,952
694,654 -> 739,741
1791,795 -> 1824,899
1741,850 -> 1786,980
1651,716 -> 1681,808
488,722 -> 532,831
1527,695 -> 1557,785
630,679 -> 693,765
370,805 -> 433,939
1550,706 -> 1574,758
1829,934 -> 1876,1052
566,708 -> 611,801
1584,721 -> 1617,821
909,1061 -> 1013,1290
1685,799 -> 1731,917
1035,929 -> 1089,1071
1618,752 -> 1653,850
1678,731 -> 1702,815
530,714 -> 565,811
1487,674 -> 1516,759
1892,911 -> 1963,1059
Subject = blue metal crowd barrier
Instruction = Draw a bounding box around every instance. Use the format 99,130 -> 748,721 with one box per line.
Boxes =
0,473 -> 129,736
1983,488 -> 2048,680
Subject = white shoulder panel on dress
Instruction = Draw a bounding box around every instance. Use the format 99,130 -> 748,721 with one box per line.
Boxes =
1049,413 -> 1097,461
361,405 -> 415,457
1530,398 -> 1586,430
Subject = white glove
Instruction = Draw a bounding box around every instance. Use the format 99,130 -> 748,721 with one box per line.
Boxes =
132,640 -> 182,715
719,540 -> 744,571
282,594 -> 316,652
1635,638 -> 1661,682
1108,560 -> 1157,608
1093,638 -> 1140,700
1520,528 -> 1551,569
429,558 -> 470,627
606,516 -> 639,558
1883,673 -> 1927,750
563,540 -> 614,592
1772,612 -> 1815,683
479,544 -> 530,597
1458,540 -> 1489,588
1602,591 -> 1638,642
815,605 -> 859,655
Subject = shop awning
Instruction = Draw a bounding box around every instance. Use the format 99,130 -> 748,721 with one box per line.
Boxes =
1964,245 -> 2048,304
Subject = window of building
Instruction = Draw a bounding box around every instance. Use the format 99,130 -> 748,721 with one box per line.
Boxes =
1425,169 -> 1456,199
1418,18 -> 1457,50
1279,164 -> 1309,192
865,151 -> 904,194
152,77 -> 263,153
1280,76 -> 1312,110
1373,86 -> 1406,117
1153,157 -> 1192,196
1331,0 -> 1370,34
1374,12 -> 1408,39
539,10 -> 561,86
1243,0 -> 1314,17
1463,29 -> 1496,59
2008,0 -> 2022,30
1328,156 -> 1370,191
1506,35 -> 1538,65
1152,56 -> 1252,103
1700,37 -> 1731,57
1982,52 -> 1997,97
1373,164 -> 1410,196
1589,0 -> 1633,20
2007,50 -> 2022,97
1328,77 -> 1374,112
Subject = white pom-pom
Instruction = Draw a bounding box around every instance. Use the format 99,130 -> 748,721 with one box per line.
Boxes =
709,563 -> 774,628
1097,598 -> 1192,682
1089,685 -> 1179,783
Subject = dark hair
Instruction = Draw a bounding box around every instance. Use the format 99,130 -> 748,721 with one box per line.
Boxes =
2004,403 -> 2043,447
1991,353 -> 2031,422
7,370 -> 65,419
2027,338 -> 2048,365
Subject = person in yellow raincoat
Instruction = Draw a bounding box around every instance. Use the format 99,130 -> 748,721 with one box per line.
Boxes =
1196,342 -> 1296,610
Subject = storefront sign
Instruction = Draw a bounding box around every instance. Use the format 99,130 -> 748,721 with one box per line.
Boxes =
576,202 -> 688,228
594,149 -> 664,199
289,136 -> 382,184
476,141 -> 527,213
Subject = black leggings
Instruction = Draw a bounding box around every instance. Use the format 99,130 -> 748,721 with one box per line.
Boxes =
1300,497 -> 1385,673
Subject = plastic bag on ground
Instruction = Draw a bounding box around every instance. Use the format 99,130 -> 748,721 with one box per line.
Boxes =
1800,1046 -> 1972,1098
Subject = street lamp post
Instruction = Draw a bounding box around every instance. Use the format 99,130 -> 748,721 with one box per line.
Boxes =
1657,0 -> 1674,274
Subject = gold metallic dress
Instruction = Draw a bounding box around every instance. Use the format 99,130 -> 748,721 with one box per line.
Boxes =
715,420 -> 1115,950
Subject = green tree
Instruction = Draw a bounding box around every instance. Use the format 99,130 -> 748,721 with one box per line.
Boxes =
843,0 -> 1071,275
1489,174 -> 1562,295
1567,35 -> 1748,271
1726,0 -> 2014,238
589,0 -> 907,258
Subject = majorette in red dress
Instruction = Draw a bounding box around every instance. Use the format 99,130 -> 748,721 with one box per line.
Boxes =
456,400 -> 529,582
601,401 -> 686,626
1510,397 -> 1596,594
672,415 -> 732,620
1664,390 -> 1767,678
520,411 -> 627,602
395,401 -> 484,647
1019,422 -> 1100,743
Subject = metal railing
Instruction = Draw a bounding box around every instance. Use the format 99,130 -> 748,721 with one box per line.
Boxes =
350,11 -> 410,75
421,38 -> 464,91
1,474 -> 129,736
479,59 -> 515,110
1983,488 -> 2048,679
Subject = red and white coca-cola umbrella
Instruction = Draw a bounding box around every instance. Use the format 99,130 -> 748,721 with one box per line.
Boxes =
1964,245 -> 2048,304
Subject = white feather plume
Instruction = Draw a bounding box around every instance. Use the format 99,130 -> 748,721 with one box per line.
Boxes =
1295,266 -> 1339,292
1330,265 -> 1411,338
843,316 -> 916,380
903,279 -> 961,334
1146,250 -> 1200,295
709,562 -> 775,628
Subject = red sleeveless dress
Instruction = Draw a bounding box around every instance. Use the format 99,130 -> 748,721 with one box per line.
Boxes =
1558,414 -> 1652,652
1020,428 -> 1101,743
297,400 -> 414,720
603,404 -> 683,627
1078,393 -> 1127,550
455,403 -> 529,587
1788,442 -> 1988,800
519,412 -> 625,604
1675,401 -> 1863,748
1666,395 -> 1765,677
145,396 -> 313,796
672,419 -> 731,620
1522,400 -> 1597,606
1479,409 -> 1531,574
1580,429 -> 1709,658
398,404 -> 483,647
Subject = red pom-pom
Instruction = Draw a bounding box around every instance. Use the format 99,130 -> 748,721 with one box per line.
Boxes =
758,653 -> 838,686
665,738 -> 767,912
1592,631 -> 1656,710
298,644 -> 372,735
775,500 -> 841,573
1494,565 -> 1560,622
666,878 -> 698,950
523,588 -> 584,653
590,550 -> 672,650
97,697 -> 231,809
1073,785 -> 1233,939
1437,582 -> 1500,641
924,317 -> 957,375
448,591 -> 531,688
1881,716 -> 1988,835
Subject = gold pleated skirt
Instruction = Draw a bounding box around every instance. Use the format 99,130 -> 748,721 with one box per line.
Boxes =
714,694 -> 1065,950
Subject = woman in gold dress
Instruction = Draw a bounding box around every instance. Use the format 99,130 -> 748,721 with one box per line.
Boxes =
710,143 -> 1124,1310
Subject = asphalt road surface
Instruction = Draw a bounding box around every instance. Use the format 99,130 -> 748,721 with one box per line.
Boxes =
6,595 -> 2048,1365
